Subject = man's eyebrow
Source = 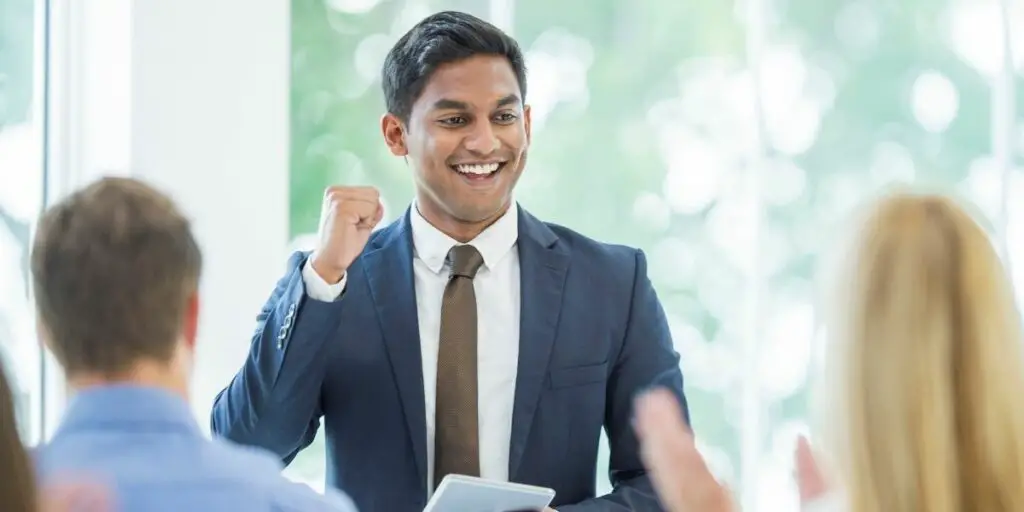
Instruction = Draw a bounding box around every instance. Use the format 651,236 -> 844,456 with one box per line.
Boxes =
431,98 -> 470,111
430,94 -> 522,111
495,94 -> 521,108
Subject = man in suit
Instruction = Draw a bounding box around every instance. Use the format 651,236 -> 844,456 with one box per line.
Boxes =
32,178 -> 355,511
210,10 -> 688,512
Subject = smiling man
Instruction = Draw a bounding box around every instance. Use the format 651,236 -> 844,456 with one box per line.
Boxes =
211,10 -> 688,512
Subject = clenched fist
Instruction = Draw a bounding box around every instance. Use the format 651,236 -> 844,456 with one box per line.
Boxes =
310,186 -> 384,284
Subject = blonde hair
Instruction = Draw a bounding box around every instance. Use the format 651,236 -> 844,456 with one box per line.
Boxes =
823,190 -> 1024,512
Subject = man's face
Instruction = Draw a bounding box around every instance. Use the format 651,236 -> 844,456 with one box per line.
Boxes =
383,55 -> 531,225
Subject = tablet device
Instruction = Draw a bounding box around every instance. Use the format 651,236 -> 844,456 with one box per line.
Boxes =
423,474 -> 556,512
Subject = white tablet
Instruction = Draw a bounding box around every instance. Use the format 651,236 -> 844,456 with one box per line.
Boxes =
423,474 -> 556,512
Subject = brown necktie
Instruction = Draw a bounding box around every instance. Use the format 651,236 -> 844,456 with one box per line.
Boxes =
434,244 -> 485,487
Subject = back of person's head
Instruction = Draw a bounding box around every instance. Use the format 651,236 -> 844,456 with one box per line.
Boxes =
824,190 -> 1024,512
381,10 -> 527,123
0,363 -> 37,512
30,177 -> 202,381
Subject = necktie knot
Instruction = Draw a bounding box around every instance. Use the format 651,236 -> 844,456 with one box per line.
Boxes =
447,244 -> 484,279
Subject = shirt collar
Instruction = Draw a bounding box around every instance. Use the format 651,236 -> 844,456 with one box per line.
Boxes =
410,201 -> 519,275
52,384 -> 200,438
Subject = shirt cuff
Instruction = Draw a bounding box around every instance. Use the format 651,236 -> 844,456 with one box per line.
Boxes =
301,259 -> 347,302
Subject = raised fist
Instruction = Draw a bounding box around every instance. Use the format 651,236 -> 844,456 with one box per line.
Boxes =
310,186 -> 384,284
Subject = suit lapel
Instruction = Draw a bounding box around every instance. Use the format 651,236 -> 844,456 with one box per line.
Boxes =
363,210 -> 428,490
509,207 -> 569,479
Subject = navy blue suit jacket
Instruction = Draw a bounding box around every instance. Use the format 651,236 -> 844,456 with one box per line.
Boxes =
210,206 -> 689,511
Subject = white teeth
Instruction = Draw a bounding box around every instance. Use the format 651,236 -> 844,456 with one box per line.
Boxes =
455,163 -> 501,175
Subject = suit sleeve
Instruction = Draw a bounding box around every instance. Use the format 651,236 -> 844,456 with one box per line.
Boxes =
558,249 -> 689,512
210,251 -> 349,464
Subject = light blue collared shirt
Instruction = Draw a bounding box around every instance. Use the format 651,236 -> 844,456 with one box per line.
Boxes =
35,385 -> 357,512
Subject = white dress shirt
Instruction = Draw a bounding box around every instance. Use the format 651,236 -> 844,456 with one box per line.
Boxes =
301,205 -> 521,494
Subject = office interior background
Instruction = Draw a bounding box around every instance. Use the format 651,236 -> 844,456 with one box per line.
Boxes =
1,0 -> 1022,509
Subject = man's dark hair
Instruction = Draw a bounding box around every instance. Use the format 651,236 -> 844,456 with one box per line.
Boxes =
30,177 -> 202,377
382,10 -> 527,122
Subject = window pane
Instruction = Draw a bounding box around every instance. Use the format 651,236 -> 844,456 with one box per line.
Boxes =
756,0 -> 996,507
0,0 -> 46,444
288,0 -> 1014,508
288,0 -> 750,495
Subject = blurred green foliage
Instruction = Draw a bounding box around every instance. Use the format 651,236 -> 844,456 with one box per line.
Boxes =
289,0 -> 1007,502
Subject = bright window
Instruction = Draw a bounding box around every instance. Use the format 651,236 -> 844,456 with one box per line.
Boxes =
287,0 -> 1021,508
0,0 -> 48,445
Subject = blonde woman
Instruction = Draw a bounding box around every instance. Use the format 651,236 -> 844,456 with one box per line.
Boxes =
634,190 -> 1024,512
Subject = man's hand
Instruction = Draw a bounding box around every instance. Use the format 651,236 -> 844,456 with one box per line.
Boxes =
310,186 -> 384,284
634,388 -> 735,512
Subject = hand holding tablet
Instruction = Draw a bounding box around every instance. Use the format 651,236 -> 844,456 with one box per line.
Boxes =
423,475 -> 555,512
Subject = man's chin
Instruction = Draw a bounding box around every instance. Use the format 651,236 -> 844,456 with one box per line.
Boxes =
453,201 -> 513,224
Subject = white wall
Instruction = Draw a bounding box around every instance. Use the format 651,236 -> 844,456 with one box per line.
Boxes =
47,0 -> 292,433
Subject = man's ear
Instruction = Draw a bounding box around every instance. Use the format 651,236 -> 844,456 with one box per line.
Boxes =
381,113 -> 408,156
36,315 -> 52,352
523,104 -> 532,145
182,292 -> 200,350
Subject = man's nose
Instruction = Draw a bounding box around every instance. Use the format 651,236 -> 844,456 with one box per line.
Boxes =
463,121 -> 500,155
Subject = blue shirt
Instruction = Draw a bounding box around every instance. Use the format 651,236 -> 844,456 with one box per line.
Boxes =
35,385 -> 357,512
